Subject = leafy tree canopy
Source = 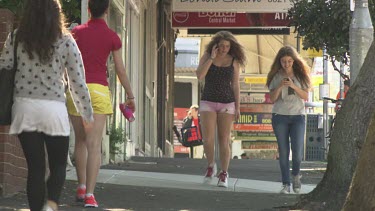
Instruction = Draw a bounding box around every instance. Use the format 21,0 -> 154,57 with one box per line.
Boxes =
288,0 -> 375,61
0,0 -> 81,24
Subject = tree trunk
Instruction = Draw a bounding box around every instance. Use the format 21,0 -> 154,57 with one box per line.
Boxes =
295,42 -> 375,210
342,112 -> 375,211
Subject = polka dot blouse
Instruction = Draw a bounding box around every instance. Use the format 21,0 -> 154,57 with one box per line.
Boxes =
0,31 -> 93,122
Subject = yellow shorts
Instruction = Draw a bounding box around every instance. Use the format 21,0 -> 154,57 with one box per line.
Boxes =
66,83 -> 113,116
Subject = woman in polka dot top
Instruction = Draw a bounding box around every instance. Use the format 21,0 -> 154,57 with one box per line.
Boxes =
196,31 -> 246,188
0,0 -> 94,210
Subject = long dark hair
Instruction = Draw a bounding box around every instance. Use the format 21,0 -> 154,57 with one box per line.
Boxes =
16,0 -> 68,64
266,45 -> 311,89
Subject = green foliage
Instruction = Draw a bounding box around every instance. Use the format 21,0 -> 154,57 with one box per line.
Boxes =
370,0 -> 375,24
61,0 -> 81,23
288,0 -> 375,61
0,0 -> 24,16
288,0 -> 351,59
109,126 -> 126,154
0,0 -> 80,23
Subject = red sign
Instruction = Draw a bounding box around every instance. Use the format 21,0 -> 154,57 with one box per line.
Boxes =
172,12 -> 291,28
174,145 -> 190,154
233,124 -> 273,131
240,104 -> 273,113
174,107 -> 189,120
173,0 -> 293,13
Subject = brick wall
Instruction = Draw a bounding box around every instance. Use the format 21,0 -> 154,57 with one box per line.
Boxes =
0,9 -> 14,49
0,9 -> 27,197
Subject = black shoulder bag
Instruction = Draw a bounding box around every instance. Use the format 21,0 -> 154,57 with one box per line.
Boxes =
180,117 -> 203,147
0,32 -> 18,125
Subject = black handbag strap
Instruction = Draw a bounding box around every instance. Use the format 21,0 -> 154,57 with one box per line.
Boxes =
10,31 -> 18,70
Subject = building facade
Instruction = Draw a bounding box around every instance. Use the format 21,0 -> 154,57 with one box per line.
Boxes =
0,0 -> 176,196
79,0 -> 176,163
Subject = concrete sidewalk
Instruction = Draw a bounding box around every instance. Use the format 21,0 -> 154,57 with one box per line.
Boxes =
0,158 -> 324,210
65,167 -> 316,194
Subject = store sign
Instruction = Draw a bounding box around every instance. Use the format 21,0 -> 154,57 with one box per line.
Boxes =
233,112 -> 273,131
188,27 -> 290,35
172,12 -> 291,28
174,145 -> 190,154
235,131 -> 276,140
244,76 -> 268,84
242,141 -> 277,150
234,124 -> 273,131
236,113 -> 272,124
240,104 -> 273,113
173,0 -> 293,13
240,92 -> 271,104
236,131 -> 274,137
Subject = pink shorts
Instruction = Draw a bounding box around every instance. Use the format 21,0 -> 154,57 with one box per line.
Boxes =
199,100 -> 236,115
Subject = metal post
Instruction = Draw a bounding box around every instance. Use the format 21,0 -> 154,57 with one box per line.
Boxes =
81,0 -> 89,24
339,62 -> 345,99
296,33 -> 301,53
323,47 -> 329,157
349,0 -> 373,84
190,146 -> 194,158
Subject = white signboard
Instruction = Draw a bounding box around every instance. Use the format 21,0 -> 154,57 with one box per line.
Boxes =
173,0 -> 294,13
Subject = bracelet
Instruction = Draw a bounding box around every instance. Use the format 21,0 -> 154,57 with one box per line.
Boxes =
210,57 -> 215,60
127,97 -> 135,99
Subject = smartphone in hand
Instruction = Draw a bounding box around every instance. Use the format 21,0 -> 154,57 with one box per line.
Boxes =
284,78 -> 294,95
288,87 -> 295,95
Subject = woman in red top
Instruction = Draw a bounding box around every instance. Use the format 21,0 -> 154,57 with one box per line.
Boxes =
66,0 -> 135,208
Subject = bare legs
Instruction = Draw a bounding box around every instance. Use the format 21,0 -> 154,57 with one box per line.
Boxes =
70,116 -> 87,189
70,114 -> 107,194
200,112 -> 217,166
217,113 -> 233,172
200,111 -> 234,171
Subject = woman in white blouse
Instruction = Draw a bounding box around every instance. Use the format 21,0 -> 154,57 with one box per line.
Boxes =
0,0 -> 93,210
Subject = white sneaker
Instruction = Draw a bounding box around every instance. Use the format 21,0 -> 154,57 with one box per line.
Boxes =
203,163 -> 217,183
217,171 -> 229,188
280,184 -> 290,194
42,205 -> 54,211
292,174 -> 302,193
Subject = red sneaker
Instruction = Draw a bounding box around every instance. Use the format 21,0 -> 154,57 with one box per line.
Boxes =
217,171 -> 229,188
203,163 -> 217,183
76,186 -> 86,202
84,195 -> 98,208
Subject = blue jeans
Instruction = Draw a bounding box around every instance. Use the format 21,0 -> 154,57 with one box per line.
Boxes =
272,114 -> 305,185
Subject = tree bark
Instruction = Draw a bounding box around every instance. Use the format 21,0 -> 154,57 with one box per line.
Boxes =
295,42 -> 375,210
342,107 -> 375,210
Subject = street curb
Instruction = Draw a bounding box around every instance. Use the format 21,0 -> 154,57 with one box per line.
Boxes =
66,167 -> 316,194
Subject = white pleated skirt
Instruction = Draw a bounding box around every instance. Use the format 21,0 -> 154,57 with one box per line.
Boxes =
10,97 -> 70,136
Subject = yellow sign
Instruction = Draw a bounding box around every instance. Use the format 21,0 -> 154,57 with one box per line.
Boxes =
301,48 -> 323,58
307,48 -> 323,57
244,77 -> 267,84
312,76 -> 323,87
299,37 -> 323,57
